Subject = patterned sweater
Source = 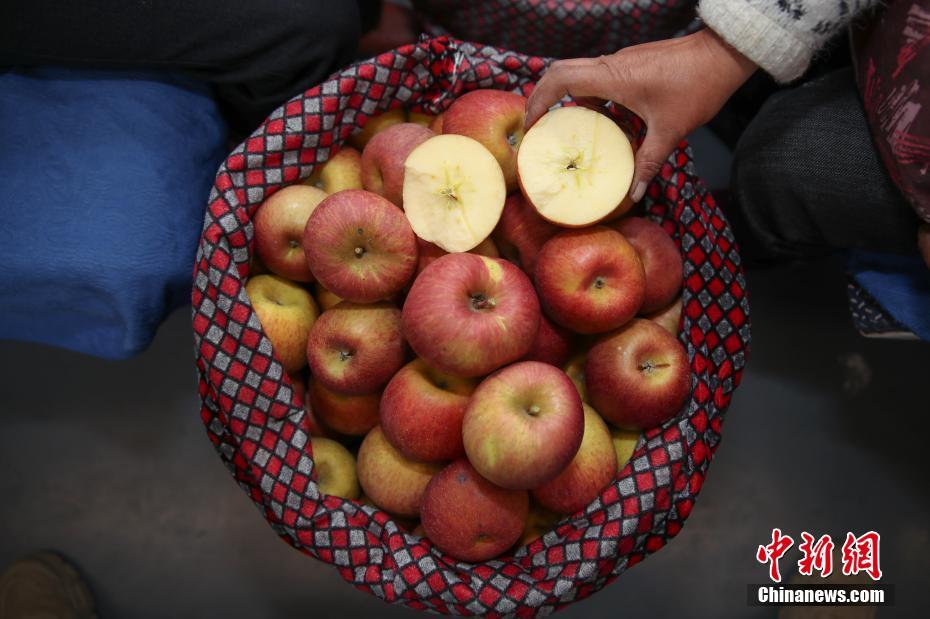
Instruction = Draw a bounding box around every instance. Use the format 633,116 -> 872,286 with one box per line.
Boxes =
698,0 -> 880,82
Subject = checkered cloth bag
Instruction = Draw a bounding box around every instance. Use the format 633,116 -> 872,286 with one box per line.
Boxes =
192,37 -> 750,615
413,0 -> 700,59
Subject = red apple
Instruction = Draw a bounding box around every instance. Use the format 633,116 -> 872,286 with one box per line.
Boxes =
303,189 -> 418,304
402,253 -> 540,377
442,89 -> 527,191
534,227 -> 646,334
586,318 -> 691,429
380,358 -> 479,462
307,377 -> 380,436
492,193 -> 559,274
521,313 -> 574,367
254,185 -> 327,282
306,301 -> 405,395
245,274 -> 319,373
532,404 -> 617,514
357,426 -> 443,517
420,459 -> 528,562
462,361 -> 584,490
361,122 -> 434,207
613,217 -> 683,313
644,296 -> 682,336
414,237 -> 499,275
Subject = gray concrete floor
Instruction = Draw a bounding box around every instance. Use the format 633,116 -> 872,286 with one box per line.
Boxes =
2,258 -> 928,618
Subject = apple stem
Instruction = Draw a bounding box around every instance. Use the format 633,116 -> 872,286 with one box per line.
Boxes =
354,246 -> 366,258
593,276 -> 606,289
525,404 -> 541,416
638,360 -> 670,373
339,350 -> 353,362
470,294 -> 495,311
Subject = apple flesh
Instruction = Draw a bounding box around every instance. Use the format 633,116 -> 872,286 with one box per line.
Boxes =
517,106 -> 635,226
442,89 -> 526,191
311,437 -> 360,499
534,227 -> 646,334
303,189 -> 418,304
356,425 -> 443,517
348,107 -> 407,150
521,313 -> 574,367
361,122 -> 434,207
613,217 -> 683,313
402,253 -> 541,377
492,193 -> 558,274
644,296 -> 682,336
420,459 -> 528,562
380,358 -> 478,462
463,361 -> 584,490
611,427 -> 640,471
402,134 -> 506,253
586,318 -> 691,429
305,146 -> 363,193
254,185 -> 327,282
307,377 -> 380,436
532,404 -> 617,514
245,274 -> 319,374
306,301 -> 405,395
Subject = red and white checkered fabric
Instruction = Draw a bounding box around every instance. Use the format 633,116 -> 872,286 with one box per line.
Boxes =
192,37 -> 749,615
414,0 -> 701,59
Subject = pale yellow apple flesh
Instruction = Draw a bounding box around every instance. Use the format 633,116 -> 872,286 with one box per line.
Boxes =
402,134 -> 507,253
517,106 -> 634,227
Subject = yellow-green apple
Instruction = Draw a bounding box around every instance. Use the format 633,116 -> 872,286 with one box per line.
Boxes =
254,185 -> 327,282
306,301 -> 405,395
428,113 -> 444,133
407,111 -> 434,128
534,227 -> 645,334
245,274 -> 319,373
311,437 -> 360,499
563,352 -> 587,402
586,318 -> 691,429
521,314 -> 573,367
492,193 -> 558,274
644,296 -> 682,336
303,189 -> 418,303
348,107 -> 407,150
420,459 -> 528,561
380,358 -> 479,462
402,253 -> 540,377
361,123 -> 434,207
314,283 -> 343,311
532,404 -> 616,514
305,146 -> 363,193
442,89 -> 527,191
402,134 -> 506,252
357,425 -> 442,517
517,106 -> 635,226
613,217 -> 683,313
518,502 -> 561,546
307,377 -> 380,436
414,236 -> 499,275
611,427 -> 640,471
462,361 -> 584,490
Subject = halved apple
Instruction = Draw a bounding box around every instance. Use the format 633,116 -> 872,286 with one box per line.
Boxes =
517,106 -> 634,227
402,134 -> 507,253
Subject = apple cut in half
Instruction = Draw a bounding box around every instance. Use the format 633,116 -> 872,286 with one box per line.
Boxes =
402,134 -> 506,253
517,106 -> 635,227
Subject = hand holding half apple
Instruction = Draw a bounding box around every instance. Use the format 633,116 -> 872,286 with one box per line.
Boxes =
245,91 -> 690,562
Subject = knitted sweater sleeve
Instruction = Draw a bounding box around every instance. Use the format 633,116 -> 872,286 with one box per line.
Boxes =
697,0 -> 880,83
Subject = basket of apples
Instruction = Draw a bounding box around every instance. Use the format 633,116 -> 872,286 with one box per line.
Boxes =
192,37 -> 749,615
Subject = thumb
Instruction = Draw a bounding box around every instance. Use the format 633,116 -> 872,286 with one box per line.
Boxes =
629,129 -> 678,202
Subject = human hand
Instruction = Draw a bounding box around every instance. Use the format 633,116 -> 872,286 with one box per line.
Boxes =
525,29 -> 757,202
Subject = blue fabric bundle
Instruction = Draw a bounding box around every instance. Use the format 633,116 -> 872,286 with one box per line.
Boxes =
0,67 -> 227,358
